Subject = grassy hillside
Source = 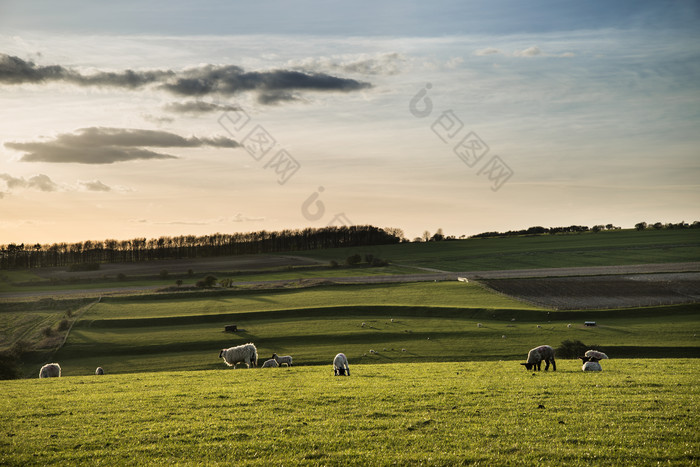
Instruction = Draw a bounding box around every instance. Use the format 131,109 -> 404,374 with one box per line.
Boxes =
296,228 -> 700,271
2,361 -> 698,465
43,281 -> 699,376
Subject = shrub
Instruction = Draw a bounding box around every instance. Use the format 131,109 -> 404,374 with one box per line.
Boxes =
372,258 -> 389,267
159,269 -> 169,279
556,339 -> 605,359
329,260 -> 339,268
187,269 -> 194,277
117,273 -> 127,281
175,279 -> 183,287
196,275 -> 218,288
346,254 -> 362,266
364,254 -> 374,264
41,326 -> 54,338
57,319 -> 71,332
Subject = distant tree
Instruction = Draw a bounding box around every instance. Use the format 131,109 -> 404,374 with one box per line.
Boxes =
592,225 -> 603,233
635,222 -> 647,231
652,222 -> 663,230
175,279 -> 183,287
187,269 -> 194,277
329,260 -> 339,268
346,254 -> 362,266
431,228 -> 445,242
422,231 -> 431,242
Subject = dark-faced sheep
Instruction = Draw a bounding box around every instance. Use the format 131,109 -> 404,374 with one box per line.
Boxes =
219,343 -> 258,368
39,363 -> 61,378
95,367 -> 104,375
521,345 -> 556,371
333,353 -> 350,376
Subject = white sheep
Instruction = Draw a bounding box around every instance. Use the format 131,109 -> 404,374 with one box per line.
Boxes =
261,358 -> 279,368
369,349 -> 377,354
521,345 -> 556,371
567,323 -> 572,328
95,367 -> 104,375
272,353 -> 292,367
477,323 -> 483,328
39,363 -> 61,378
333,353 -> 350,376
219,343 -> 258,368
584,350 -> 608,361
582,361 -> 602,372
536,325 -> 542,329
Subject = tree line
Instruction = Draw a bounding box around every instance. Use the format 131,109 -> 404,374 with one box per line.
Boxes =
0,225 -> 401,269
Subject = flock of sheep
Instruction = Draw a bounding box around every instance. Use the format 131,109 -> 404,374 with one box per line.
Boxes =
520,345 -> 609,372
38,342 -> 608,379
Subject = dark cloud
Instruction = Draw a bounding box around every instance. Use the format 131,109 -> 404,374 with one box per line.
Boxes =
0,54 -> 372,103
0,53 -> 171,87
5,127 -> 240,164
162,66 -> 371,97
0,173 -> 59,192
163,100 -> 241,114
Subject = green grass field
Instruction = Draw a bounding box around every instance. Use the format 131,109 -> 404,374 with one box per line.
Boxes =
297,228 -> 700,271
2,361 -> 698,465
36,281 -> 698,376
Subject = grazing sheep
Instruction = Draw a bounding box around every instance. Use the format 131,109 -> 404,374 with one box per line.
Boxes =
536,325 -> 542,329
567,323 -> 572,328
219,343 -> 258,368
585,350 -> 608,361
361,322 -> 366,327
261,359 -> 279,368
272,353 -> 292,367
521,345 -> 556,371
369,349 -> 377,354
477,323 -> 483,328
95,367 -> 104,375
333,353 -> 350,376
582,361 -> 602,372
39,363 -> 61,378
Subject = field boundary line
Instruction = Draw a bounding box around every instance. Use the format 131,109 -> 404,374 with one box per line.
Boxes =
43,296 -> 102,364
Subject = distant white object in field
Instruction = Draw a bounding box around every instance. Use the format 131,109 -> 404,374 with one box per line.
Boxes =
39,363 -> 61,378
502,335 -> 506,339
95,367 -> 104,375
511,318 -> 516,322
536,325 -> 542,329
272,353 -> 293,367
477,323 -> 483,328
333,353 -> 350,376
361,322 -> 366,327
369,349 -> 377,354
402,349 -> 406,352
457,277 -> 469,283
582,361 -> 602,372
261,359 -> 279,368
567,324 -> 572,328
219,343 -> 258,369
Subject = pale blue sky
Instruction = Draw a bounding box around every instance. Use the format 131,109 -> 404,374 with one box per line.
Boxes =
1,1 -> 698,243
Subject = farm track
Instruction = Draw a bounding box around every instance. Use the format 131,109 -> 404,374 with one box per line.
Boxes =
2,261 -> 700,313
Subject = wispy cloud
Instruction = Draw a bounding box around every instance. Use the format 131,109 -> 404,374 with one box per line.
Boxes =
78,180 -> 112,192
163,100 -> 241,114
0,173 -> 59,192
475,47 -> 501,56
5,127 -> 240,164
513,46 -> 542,57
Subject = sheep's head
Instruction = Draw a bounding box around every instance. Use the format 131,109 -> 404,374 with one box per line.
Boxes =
218,350 -> 224,358
578,356 -> 590,364
521,362 -> 534,370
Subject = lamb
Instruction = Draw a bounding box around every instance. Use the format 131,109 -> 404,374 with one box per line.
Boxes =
333,353 -> 350,376
219,343 -> 258,368
520,345 -> 556,371
272,353 -> 292,367
261,358 -> 279,368
582,361 -> 602,371
95,367 -> 104,375
39,363 -> 61,378
584,350 -> 608,361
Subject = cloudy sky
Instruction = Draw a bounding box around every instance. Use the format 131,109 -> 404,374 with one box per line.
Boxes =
1,1 -> 698,244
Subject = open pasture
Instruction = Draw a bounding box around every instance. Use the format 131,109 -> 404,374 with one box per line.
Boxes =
1,361 -> 698,465
48,281 -> 700,376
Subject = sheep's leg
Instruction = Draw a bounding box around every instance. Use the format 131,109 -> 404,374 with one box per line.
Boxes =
544,360 -> 550,371
551,359 -> 556,371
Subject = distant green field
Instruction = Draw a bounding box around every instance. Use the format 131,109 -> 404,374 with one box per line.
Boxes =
296,229 -> 700,271
41,281 -> 699,376
2,361 -> 698,466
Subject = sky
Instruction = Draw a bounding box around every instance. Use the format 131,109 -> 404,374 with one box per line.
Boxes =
1,1 -> 699,244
